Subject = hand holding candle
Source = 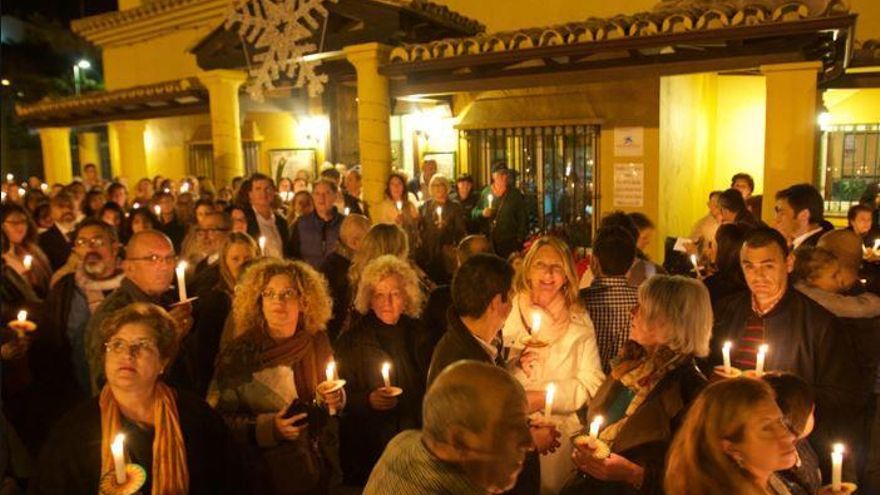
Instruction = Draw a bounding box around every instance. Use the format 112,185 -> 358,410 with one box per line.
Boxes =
111,433 -> 127,485
10,309 -> 36,338
320,360 -> 345,416
175,261 -> 188,302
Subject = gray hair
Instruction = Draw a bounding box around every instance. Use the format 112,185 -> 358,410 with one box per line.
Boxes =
639,275 -> 712,357
353,255 -> 424,318
428,174 -> 451,194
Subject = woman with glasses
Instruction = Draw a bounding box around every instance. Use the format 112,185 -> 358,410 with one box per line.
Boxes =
563,275 -> 711,495
210,258 -> 342,495
665,378 -> 799,495
501,236 -> 604,494
336,255 -> 429,487
1,202 -> 52,297
31,303 -> 246,495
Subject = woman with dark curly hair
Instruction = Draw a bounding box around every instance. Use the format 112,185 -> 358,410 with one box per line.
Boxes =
1,203 -> 52,297
210,258 -> 343,495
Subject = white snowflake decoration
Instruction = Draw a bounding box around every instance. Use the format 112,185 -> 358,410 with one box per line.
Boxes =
225,0 -> 338,101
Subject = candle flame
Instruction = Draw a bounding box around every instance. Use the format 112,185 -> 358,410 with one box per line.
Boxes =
326,361 -> 336,382
531,313 -> 542,334
111,433 -> 125,453
23,254 -> 33,269
176,261 -> 188,272
344,207 -> 350,215
690,254 -> 698,267
591,415 -> 604,428
722,341 -> 732,352
545,383 -> 556,400
153,205 -> 161,216
758,344 -> 769,355
382,362 -> 391,376
396,201 -> 403,211
833,443 -> 845,454
17,310 -> 27,322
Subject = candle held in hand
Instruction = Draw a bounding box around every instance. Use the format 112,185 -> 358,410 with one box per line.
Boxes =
487,194 -> 494,208
690,254 -> 701,278
258,236 -> 266,254
153,205 -> 161,217
437,206 -> 443,223
755,344 -> 768,377
722,341 -> 733,375
22,254 -> 32,270
326,361 -> 336,383
531,313 -> 542,336
175,261 -> 188,302
396,201 -> 403,212
589,415 -> 604,439
544,383 -> 556,418
111,433 -> 127,485
381,362 -> 391,389
17,310 -> 27,323
831,443 -> 844,491
343,207 -> 350,216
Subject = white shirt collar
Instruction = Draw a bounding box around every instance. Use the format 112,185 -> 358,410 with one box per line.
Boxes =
792,226 -> 823,250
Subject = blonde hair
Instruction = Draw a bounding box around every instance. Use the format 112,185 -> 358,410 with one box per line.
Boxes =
665,378 -> 776,495
354,255 -> 424,318
793,246 -> 837,284
428,174 -> 450,195
349,223 -> 409,288
218,232 -> 259,290
514,236 -> 581,310
232,258 -> 332,338
639,275 -> 712,357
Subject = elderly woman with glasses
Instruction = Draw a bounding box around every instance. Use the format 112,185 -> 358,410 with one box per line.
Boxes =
501,235 -> 605,494
31,303 -> 246,495
210,258 -> 342,495
336,254 -> 430,486
563,275 -> 711,495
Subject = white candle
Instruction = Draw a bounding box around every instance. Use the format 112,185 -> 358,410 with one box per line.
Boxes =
755,344 -> 768,377
180,182 -> 190,193
343,207 -> 350,216
325,360 -> 338,415
18,187 -> 25,197
133,202 -> 141,210
690,254 -> 701,278
153,205 -> 161,217
22,254 -> 32,271
5,173 -> 12,183
831,443 -> 844,491
589,415 -> 604,439
258,236 -> 267,254
17,310 -> 27,323
175,261 -> 188,302
111,433 -> 127,485
396,200 -> 403,212
436,206 -> 443,223
531,312 -> 542,336
544,383 -> 556,418
40,183 -> 48,192
722,341 -> 732,375
487,194 -> 494,208
381,362 -> 391,389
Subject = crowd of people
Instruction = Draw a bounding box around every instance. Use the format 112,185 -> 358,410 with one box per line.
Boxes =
1,160 -> 879,495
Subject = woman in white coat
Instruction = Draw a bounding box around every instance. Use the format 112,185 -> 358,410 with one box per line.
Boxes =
502,235 -> 605,494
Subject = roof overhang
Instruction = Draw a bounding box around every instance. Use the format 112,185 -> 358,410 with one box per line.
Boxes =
382,2 -> 856,96
15,78 -> 209,128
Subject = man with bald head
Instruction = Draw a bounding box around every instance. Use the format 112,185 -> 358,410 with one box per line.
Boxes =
321,213 -> 371,344
84,229 -> 194,392
365,360 -> 533,494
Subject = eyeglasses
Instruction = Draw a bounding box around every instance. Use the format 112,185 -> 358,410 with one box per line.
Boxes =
261,288 -> 298,302
104,338 -> 158,358
74,237 -> 109,248
127,254 -> 178,266
195,227 -> 229,235
3,219 -> 28,227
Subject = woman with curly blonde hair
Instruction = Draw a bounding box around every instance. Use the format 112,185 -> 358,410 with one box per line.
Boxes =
210,258 -> 342,495
501,235 -> 604,494
336,255 -> 429,486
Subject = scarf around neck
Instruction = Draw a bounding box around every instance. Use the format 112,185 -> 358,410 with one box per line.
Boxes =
75,267 -> 124,313
99,383 -> 189,495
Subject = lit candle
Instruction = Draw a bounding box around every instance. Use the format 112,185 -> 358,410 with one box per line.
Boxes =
487,194 -> 494,208
544,383 -> 556,418
133,202 -> 141,210
22,254 -> 33,271
690,254 -> 701,278
396,200 -> 403,212
175,261 -> 188,302
343,207 -> 350,216
831,443 -> 844,491
755,344 -> 768,377
381,361 -> 391,389
326,361 -> 336,382
153,205 -> 161,217
180,182 -> 190,193
18,187 -> 25,197
258,236 -> 267,254
40,183 -> 48,192
874,238 -> 880,255
436,205 -> 443,223
722,341 -> 732,375
589,415 -> 604,439
17,310 -> 27,323
531,312 -> 542,336
111,433 -> 127,485
5,173 -> 12,182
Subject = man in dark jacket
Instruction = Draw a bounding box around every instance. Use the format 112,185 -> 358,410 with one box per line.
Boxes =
427,253 -> 559,495
290,178 -> 343,268
710,227 -> 860,477
450,174 -> 479,234
774,183 -> 830,251
244,173 -> 292,259
471,165 -> 528,259
38,192 -> 77,271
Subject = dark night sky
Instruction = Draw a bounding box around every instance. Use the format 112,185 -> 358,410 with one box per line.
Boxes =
1,0 -> 117,23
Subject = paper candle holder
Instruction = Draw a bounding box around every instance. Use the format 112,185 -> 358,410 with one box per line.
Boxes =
820,482 -> 857,495
382,386 -> 403,397
99,464 -> 147,495
572,435 -> 611,459
519,334 -> 549,348
712,365 -> 743,379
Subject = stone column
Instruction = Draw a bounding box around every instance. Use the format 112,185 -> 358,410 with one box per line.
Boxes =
199,70 -> 247,187
344,42 -> 392,209
108,120 -> 148,182
77,131 -> 101,174
38,127 -> 73,185
760,61 -> 821,224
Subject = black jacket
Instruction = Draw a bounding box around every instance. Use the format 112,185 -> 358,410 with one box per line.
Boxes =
157,215 -> 187,252
30,389 -> 249,495
564,359 -> 707,495
37,225 -> 71,271
416,200 -> 466,284
319,251 -> 352,345
244,207 -> 293,258
427,308 -> 503,386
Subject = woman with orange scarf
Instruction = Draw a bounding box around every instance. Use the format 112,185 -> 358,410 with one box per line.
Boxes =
31,303 -> 247,495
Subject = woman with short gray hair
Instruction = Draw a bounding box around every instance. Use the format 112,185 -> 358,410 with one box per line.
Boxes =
563,275 -> 711,495
417,174 -> 466,284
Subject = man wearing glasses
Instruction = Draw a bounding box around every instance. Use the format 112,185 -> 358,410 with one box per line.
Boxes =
84,229 -> 194,394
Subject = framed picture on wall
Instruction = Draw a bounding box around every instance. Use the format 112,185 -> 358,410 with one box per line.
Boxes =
270,148 -> 317,184
422,151 -> 457,178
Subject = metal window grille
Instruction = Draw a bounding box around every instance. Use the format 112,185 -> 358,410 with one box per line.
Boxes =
460,124 -> 599,247
187,141 -> 261,181
821,123 -> 880,212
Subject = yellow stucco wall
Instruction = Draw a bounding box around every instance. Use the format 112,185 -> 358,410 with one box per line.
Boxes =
823,88 -> 880,125
714,75 -> 766,195
144,114 -> 211,179
103,29 -> 211,90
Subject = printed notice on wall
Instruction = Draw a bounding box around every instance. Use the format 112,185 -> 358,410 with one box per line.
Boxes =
613,163 -> 644,208
614,127 -> 644,157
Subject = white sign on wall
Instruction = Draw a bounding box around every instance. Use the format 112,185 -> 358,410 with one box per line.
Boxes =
613,162 -> 644,208
614,127 -> 644,157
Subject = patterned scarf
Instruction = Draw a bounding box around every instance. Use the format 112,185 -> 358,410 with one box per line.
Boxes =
599,342 -> 688,446
75,267 -> 124,313
99,383 -> 189,495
